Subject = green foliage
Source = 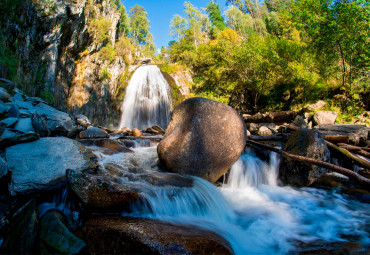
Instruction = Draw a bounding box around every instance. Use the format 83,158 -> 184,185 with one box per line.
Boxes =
88,17 -> 112,45
0,35 -> 18,81
206,1 -> 226,36
118,4 -> 130,36
129,5 -> 153,45
99,44 -> 116,62
40,90 -> 54,104
100,66 -> 111,81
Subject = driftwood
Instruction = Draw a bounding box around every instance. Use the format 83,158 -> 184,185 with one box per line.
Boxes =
323,135 -> 350,144
248,134 -> 288,141
243,111 -> 297,123
326,141 -> 370,169
246,139 -> 370,186
338,143 -> 370,152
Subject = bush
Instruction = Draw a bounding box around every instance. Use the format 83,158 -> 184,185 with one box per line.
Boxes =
100,66 -> 111,81
99,44 -> 116,62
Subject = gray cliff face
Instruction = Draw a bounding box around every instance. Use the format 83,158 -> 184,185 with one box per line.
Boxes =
4,0 -> 127,127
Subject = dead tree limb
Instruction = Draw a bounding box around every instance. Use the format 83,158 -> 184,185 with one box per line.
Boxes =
246,139 -> 370,186
326,141 -> 370,169
337,143 -> 370,152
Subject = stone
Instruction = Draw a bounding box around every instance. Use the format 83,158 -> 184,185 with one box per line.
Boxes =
76,217 -> 234,255
1,200 -> 37,254
279,129 -> 330,187
152,125 -> 165,133
132,128 -> 143,137
0,129 -> 40,148
304,100 -> 326,112
0,117 -> 18,128
158,97 -> 247,183
14,118 -> 35,133
315,124 -> 370,146
76,114 -> 91,127
66,170 -> 139,212
7,104 -> 20,118
0,156 -> 7,179
66,125 -> 86,138
133,58 -> 152,65
33,103 -> 75,135
78,126 -> 109,139
313,111 -> 338,126
82,139 -> 134,154
292,115 -> 308,128
0,87 -> 10,102
39,211 -> 86,254
6,137 -> 97,195
145,127 -> 160,134
247,123 -> 260,133
31,113 -> 50,137
258,126 -> 273,136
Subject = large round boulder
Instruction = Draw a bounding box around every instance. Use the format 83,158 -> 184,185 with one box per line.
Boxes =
157,97 -> 247,183
279,129 -> 330,187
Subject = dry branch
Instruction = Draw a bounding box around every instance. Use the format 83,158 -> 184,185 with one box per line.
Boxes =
246,139 -> 370,186
326,141 -> 370,169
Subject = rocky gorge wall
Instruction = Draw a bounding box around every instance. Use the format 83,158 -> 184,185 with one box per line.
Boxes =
1,0 -> 192,128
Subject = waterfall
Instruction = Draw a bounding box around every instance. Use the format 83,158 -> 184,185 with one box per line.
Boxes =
119,65 -> 172,130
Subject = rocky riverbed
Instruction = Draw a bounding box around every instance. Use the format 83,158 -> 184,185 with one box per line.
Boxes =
0,86 -> 369,254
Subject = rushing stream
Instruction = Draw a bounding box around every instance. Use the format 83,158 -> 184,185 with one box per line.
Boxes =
91,143 -> 370,255
119,65 -> 172,130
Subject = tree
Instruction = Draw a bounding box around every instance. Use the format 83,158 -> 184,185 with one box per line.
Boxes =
170,14 -> 187,40
183,2 -> 210,47
129,5 -> 153,46
206,1 -> 226,35
118,4 -> 130,37
292,0 -> 370,88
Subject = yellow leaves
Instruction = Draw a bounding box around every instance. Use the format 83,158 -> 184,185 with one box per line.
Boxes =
218,28 -> 242,44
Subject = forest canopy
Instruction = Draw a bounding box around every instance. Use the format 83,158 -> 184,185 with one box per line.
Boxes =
165,0 -> 369,123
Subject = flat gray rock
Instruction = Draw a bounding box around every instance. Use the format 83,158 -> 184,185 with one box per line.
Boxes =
0,117 -> 18,128
14,118 -> 35,133
6,137 -> 97,195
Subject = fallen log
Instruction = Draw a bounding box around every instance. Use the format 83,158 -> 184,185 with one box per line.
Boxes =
337,143 -> 370,152
325,141 -> 370,170
323,135 -> 350,144
243,111 -> 297,123
246,139 -> 370,186
247,134 -> 288,142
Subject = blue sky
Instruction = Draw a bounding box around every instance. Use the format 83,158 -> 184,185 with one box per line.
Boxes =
124,0 -> 230,49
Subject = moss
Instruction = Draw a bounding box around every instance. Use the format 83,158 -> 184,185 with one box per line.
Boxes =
161,71 -> 183,106
100,66 -> 111,81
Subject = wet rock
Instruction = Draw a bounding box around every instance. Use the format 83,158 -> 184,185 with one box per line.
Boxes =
14,117 -> 35,133
0,117 -> 18,128
292,115 -> 308,128
39,211 -> 86,255
258,126 -> 273,136
303,100 -> 326,112
134,58 -> 152,65
152,125 -> 165,133
79,126 -> 109,139
6,137 -> 97,195
7,104 -> 20,118
83,139 -> 134,154
279,129 -> 330,187
0,87 -> 10,102
158,97 -> 247,183
76,114 -> 91,127
145,127 -> 160,134
0,156 -> 7,179
132,128 -> 143,137
33,103 -> 75,135
313,111 -> 338,126
67,170 -> 139,212
0,129 -> 40,148
76,217 -> 234,255
247,123 -> 259,133
1,200 -> 37,254
0,101 -> 7,115
31,112 -> 50,137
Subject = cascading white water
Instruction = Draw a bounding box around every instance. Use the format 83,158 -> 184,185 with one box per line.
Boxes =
92,144 -> 370,255
119,65 -> 172,130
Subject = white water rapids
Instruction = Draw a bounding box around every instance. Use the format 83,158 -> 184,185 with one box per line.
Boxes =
91,144 -> 370,255
119,65 -> 172,130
